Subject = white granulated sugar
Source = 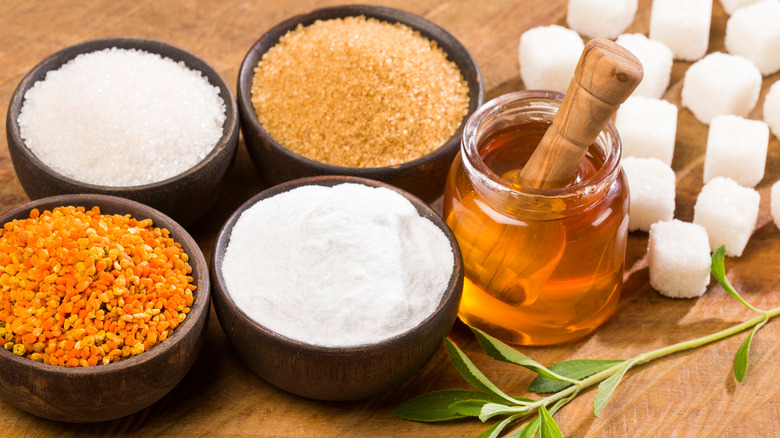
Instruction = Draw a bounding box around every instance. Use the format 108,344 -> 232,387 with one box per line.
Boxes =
17,47 -> 226,187
221,183 -> 454,348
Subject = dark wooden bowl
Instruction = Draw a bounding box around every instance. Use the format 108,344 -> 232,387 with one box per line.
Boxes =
0,194 -> 210,422
5,38 -> 239,226
236,5 -> 485,204
210,176 -> 463,401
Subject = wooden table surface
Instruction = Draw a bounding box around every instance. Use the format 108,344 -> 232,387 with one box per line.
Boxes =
1,0 -> 779,436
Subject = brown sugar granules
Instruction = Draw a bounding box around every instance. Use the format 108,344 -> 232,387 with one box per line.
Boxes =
251,16 -> 470,168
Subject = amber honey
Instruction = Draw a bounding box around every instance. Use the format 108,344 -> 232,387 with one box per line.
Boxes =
444,91 -> 628,345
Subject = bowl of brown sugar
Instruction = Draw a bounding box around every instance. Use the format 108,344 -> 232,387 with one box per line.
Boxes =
237,5 -> 484,203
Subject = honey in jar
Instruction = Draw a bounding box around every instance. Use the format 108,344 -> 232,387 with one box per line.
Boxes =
443,90 -> 629,345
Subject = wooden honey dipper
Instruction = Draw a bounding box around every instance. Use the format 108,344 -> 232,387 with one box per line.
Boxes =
515,39 -> 644,189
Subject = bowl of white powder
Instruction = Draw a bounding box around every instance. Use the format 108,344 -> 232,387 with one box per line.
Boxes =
6,38 -> 239,225
210,176 -> 464,401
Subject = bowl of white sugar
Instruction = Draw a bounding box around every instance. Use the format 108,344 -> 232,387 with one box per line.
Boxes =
210,175 -> 464,401
6,38 -> 239,225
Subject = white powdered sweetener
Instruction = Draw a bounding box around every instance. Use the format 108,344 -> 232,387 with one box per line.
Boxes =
221,183 -> 454,347
17,47 -> 226,187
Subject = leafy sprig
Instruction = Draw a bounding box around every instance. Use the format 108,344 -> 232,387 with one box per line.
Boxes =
394,246 -> 780,437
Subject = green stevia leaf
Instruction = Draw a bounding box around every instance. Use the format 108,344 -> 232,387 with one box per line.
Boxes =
394,389 -> 505,422
478,403 -> 528,422
711,246 -> 761,313
593,360 -> 635,418
733,333 -> 752,382
444,338 -> 520,405
538,405 -> 564,438
529,359 -> 625,393
449,400 -> 495,418
511,416 -> 541,438
477,415 -> 518,438
472,328 -> 575,383
733,319 -> 767,383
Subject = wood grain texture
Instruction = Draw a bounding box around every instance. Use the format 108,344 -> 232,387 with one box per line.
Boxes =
0,0 -> 778,436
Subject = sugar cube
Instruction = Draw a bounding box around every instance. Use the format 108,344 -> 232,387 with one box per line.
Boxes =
720,0 -> 763,14
764,80 -> 780,139
648,220 -> 711,298
615,96 -> 678,165
567,0 -> 638,40
649,0 -> 713,61
703,115 -> 769,187
772,180 -> 780,229
519,25 -> 584,93
615,33 -> 674,99
681,52 -> 762,125
725,0 -> 780,76
693,177 -> 760,256
622,157 -> 676,232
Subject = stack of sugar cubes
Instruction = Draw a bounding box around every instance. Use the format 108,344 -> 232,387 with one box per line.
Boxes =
517,0 -> 780,299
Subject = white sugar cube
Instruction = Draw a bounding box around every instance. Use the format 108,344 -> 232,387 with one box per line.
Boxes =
725,0 -> 780,76
720,0 -> 762,13
648,220 -> 711,298
693,177 -> 760,256
567,0 -> 638,39
615,33 -> 674,98
764,80 -> 780,139
703,115 -> 769,187
649,0 -> 713,61
519,25 -> 584,93
615,96 -> 678,165
772,180 -> 780,229
622,157 -> 676,232
681,52 -> 762,125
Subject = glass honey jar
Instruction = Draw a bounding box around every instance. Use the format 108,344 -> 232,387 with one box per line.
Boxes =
443,90 -> 629,346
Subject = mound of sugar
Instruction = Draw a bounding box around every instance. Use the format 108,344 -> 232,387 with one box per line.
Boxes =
221,183 -> 454,347
648,219 -> 711,298
518,25 -> 584,93
17,48 -> 226,187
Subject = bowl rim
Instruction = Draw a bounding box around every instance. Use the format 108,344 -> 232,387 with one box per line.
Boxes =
210,175 -> 464,355
6,37 -> 239,191
236,4 -> 485,174
0,193 -> 210,375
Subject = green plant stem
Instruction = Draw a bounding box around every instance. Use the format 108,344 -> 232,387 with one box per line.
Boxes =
524,306 -> 780,413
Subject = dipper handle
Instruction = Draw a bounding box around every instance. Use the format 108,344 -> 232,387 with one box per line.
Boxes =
516,39 -> 643,189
